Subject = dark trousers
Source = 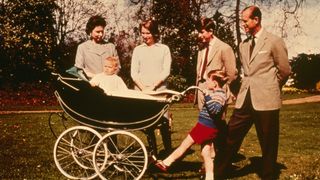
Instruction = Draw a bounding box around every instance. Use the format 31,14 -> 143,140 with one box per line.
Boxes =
215,91 -> 279,180
146,116 -> 172,157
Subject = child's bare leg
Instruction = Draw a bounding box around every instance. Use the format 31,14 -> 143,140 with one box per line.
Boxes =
162,135 -> 194,166
201,143 -> 215,180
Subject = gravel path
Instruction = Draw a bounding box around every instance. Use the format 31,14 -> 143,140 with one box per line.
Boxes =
282,95 -> 320,105
1,95 -> 319,115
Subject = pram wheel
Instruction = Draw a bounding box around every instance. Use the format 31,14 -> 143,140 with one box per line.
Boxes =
93,130 -> 148,180
53,126 -> 103,179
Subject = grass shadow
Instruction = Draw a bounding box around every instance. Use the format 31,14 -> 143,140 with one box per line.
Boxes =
147,160 -> 203,179
227,156 -> 287,179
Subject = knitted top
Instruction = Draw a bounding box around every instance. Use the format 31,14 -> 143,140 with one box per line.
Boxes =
198,89 -> 227,128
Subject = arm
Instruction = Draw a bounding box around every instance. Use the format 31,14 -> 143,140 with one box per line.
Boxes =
74,44 -> 85,69
272,38 -> 291,86
204,93 -> 225,116
89,76 -> 99,87
74,43 -> 95,78
154,46 -> 172,89
222,45 -> 238,84
117,77 -> 128,90
130,48 -> 145,90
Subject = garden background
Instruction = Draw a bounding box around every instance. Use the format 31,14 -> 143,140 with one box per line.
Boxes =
0,0 -> 320,179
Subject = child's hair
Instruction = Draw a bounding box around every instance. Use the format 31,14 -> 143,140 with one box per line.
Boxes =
207,70 -> 228,87
105,56 -> 119,67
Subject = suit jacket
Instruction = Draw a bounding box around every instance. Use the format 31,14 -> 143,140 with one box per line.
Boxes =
235,29 -> 291,110
195,37 -> 237,110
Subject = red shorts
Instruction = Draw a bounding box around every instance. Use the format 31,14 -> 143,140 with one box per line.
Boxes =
189,123 -> 218,144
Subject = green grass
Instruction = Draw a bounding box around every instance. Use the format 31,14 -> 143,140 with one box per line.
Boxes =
0,102 -> 319,179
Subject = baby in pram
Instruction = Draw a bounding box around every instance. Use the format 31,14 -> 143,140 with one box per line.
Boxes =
89,56 -> 171,102
90,56 -> 128,92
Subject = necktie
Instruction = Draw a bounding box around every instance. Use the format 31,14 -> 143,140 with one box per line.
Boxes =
200,46 -> 209,80
250,36 -> 255,57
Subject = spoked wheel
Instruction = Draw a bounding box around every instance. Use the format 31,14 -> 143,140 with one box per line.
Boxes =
53,126 -> 104,179
93,131 -> 148,180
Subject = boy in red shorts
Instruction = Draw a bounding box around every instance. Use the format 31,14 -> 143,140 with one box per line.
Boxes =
155,70 -> 228,180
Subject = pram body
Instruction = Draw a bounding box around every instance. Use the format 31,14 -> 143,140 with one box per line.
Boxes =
55,75 -> 171,131
51,73 -> 199,180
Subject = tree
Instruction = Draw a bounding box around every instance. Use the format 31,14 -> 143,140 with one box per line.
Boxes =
212,0 -> 306,58
0,0 -> 57,84
53,0 -> 111,72
290,53 -> 320,90
149,0 -> 237,90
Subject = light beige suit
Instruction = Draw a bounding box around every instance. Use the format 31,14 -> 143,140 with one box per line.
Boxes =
196,37 -> 237,110
235,30 -> 291,110
215,29 -> 292,179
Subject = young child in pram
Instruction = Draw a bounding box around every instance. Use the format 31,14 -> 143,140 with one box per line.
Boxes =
89,56 -> 169,101
89,56 -> 128,92
154,70 -> 228,180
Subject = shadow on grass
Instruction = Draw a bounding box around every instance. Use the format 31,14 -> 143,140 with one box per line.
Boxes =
147,160 -> 203,179
145,148 -> 204,179
226,156 -> 287,179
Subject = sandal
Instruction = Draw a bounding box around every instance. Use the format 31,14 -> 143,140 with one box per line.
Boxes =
154,160 -> 169,172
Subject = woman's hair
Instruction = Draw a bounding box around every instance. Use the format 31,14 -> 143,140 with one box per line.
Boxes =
207,69 -> 228,87
85,15 -> 106,35
139,18 -> 160,42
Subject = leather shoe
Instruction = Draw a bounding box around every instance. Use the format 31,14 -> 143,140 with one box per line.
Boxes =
155,160 -> 169,172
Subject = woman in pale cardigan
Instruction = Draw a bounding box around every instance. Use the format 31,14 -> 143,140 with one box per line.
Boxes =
74,15 -> 119,79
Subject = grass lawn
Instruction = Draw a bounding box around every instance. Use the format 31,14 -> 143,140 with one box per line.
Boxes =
0,101 -> 319,179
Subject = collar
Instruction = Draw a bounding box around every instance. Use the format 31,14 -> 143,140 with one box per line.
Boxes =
141,42 -> 160,47
209,37 -> 217,47
254,27 -> 264,40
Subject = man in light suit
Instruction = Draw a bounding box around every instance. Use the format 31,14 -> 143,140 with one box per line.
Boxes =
195,17 -> 237,112
215,6 -> 291,180
195,17 -> 237,174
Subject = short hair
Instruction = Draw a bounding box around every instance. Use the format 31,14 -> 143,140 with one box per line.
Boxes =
85,15 -> 106,35
105,56 -> 119,68
207,70 -> 228,87
139,18 -> 160,42
243,6 -> 262,22
197,17 -> 215,33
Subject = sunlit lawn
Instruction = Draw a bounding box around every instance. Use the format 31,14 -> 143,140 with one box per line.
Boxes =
0,100 -> 319,179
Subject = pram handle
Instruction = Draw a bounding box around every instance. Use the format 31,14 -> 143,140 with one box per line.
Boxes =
51,72 -> 81,91
180,85 -> 205,95
169,86 -> 205,102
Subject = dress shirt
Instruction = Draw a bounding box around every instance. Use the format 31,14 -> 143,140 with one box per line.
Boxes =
199,38 -> 217,81
253,27 -> 264,45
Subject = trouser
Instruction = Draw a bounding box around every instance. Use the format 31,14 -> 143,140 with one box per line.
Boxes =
215,91 -> 279,180
145,116 -> 172,157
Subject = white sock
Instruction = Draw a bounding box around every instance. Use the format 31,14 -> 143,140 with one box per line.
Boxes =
162,158 -> 173,166
205,172 -> 214,180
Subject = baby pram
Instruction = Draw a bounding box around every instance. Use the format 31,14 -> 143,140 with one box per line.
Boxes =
51,72 -> 200,180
